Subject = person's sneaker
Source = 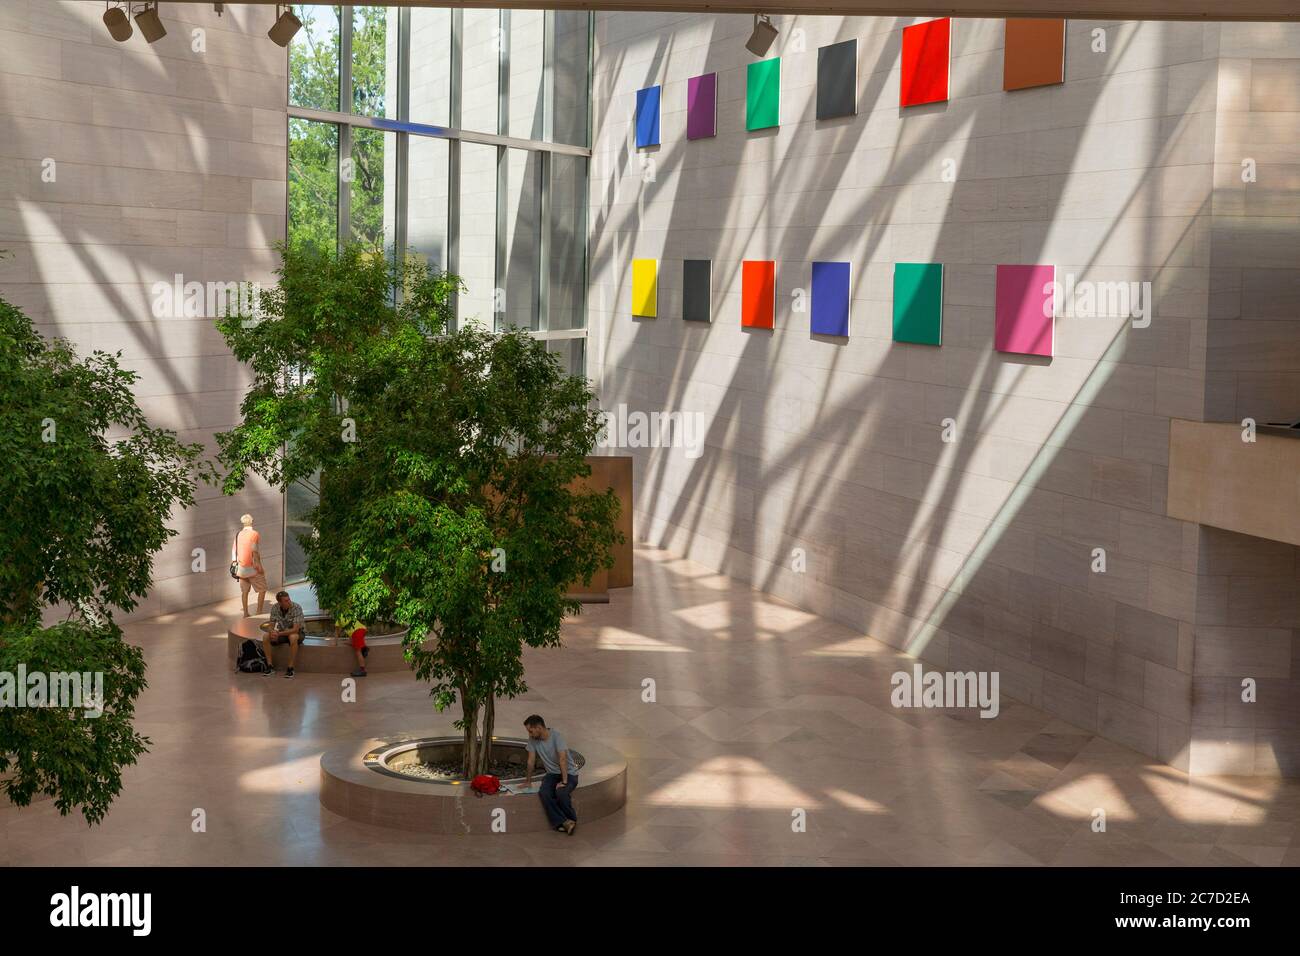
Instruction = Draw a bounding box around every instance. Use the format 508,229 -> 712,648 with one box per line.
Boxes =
283,667 -> 295,679
556,825 -> 567,833
262,667 -> 276,677
350,667 -> 367,677
563,820 -> 577,835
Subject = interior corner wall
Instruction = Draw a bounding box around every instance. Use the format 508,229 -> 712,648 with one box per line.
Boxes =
587,12 -> 1300,775
0,0 -> 287,619
1188,23 -> 1300,777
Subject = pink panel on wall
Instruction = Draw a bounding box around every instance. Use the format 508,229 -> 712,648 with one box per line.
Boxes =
995,264 -> 1055,357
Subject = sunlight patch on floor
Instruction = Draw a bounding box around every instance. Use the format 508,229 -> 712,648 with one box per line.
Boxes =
825,788 -> 890,813
671,599 -> 817,639
1035,772 -> 1139,821
644,755 -> 819,808
597,626 -> 691,652
809,635 -> 894,658
238,754 -> 322,794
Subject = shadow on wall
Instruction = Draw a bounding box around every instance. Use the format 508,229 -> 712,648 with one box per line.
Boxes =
0,0 -> 287,618
590,14 -> 1300,778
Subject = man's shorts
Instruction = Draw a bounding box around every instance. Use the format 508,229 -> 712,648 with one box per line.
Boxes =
349,627 -> 367,650
239,569 -> 268,593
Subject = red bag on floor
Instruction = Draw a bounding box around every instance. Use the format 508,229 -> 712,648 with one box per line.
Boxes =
470,774 -> 500,796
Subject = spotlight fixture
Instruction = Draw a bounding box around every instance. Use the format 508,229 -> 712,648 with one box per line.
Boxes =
745,14 -> 778,57
103,1 -> 132,42
268,3 -> 302,47
134,1 -> 167,44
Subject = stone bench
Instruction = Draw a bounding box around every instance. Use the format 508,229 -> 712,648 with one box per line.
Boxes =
227,615 -> 413,674
319,734 -> 627,833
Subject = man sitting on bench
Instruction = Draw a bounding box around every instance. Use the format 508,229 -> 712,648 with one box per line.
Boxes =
263,591 -> 305,679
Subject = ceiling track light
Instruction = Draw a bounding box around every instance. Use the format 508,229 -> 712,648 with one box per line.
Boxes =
134,1 -> 167,44
268,3 -> 303,48
103,1 -> 133,42
745,14 -> 779,58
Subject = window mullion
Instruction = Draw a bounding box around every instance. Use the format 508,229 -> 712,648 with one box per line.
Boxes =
495,144 -> 507,332
538,150 -> 549,333
338,5 -> 353,247
395,8 -> 411,269
543,10 -> 555,143
448,8 -> 463,330
340,4 -> 353,115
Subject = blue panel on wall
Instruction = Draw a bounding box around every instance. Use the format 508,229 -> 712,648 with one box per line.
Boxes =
811,261 -> 851,337
635,86 -> 661,148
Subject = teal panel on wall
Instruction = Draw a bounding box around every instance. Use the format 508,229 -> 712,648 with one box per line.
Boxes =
893,263 -> 944,345
746,58 -> 780,131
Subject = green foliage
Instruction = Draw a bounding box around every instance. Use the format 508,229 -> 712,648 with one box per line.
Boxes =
288,4 -> 342,113
347,8 -> 391,247
288,5 -> 341,253
289,118 -> 339,255
0,294 -> 212,823
349,6 -> 389,118
0,620 -> 149,826
288,5 -> 392,252
0,297 -> 214,625
217,243 -> 620,772
348,127 -> 390,249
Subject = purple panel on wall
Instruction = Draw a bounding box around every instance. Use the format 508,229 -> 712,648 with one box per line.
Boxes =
686,72 -> 717,140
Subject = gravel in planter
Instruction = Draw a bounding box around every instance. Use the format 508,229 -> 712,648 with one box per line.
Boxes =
394,758 -> 531,781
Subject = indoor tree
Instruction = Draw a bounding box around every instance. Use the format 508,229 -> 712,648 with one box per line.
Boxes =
216,242 -> 620,777
0,289 -> 213,825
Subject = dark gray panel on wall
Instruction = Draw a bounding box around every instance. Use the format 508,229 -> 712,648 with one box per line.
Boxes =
816,39 -> 857,120
682,259 -> 711,322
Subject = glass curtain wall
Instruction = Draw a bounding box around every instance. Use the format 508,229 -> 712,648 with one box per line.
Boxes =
284,4 -> 592,583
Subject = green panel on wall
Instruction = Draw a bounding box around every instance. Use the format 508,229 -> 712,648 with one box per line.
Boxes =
746,58 -> 780,131
893,263 -> 944,345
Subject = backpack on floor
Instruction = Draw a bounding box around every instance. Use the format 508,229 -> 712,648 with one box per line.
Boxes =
236,638 -> 269,673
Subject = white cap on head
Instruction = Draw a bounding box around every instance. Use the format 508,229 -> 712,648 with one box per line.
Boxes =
240,514 -> 254,526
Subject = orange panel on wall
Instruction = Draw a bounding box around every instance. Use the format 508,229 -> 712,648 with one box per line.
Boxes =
741,260 -> 776,329
1003,18 -> 1065,91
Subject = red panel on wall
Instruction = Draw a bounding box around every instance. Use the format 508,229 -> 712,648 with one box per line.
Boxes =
741,260 -> 775,329
900,17 -> 950,107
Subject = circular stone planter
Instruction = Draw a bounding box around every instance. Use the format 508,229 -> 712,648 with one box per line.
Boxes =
227,614 -> 412,673
320,734 -> 627,833
370,736 -> 583,783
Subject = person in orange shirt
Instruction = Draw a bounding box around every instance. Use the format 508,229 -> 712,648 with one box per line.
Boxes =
232,514 -> 269,617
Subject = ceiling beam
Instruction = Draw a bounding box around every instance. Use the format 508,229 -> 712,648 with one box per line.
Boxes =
168,1 -> 1300,23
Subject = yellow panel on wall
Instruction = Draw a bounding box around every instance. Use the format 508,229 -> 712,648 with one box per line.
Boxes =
631,259 -> 657,317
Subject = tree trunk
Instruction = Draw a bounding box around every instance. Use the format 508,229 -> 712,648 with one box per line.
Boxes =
480,694 -> 495,775
461,696 -> 477,779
